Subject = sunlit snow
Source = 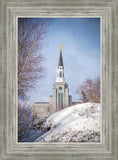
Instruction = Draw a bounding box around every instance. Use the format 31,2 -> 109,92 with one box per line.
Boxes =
35,102 -> 101,143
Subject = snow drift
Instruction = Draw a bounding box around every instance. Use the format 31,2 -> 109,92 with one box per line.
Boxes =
35,103 -> 101,143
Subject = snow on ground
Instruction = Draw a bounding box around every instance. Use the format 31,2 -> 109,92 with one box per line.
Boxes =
35,103 -> 101,143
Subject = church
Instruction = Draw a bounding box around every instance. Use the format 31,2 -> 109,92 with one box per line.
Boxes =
32,44 -> 72,122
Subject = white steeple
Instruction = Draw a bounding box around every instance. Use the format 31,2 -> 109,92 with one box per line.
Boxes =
56,44 -> 65,82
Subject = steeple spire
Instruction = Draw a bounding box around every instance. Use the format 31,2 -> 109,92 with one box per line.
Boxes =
56,43 -> 65,82
58,51 -> 63,67
58,43 -> 63,67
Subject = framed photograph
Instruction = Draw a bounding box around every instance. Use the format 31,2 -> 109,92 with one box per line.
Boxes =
0,0 -> 118,160
18,17 -> 101,143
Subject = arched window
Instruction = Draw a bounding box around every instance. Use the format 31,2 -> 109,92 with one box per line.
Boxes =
58,93 -> 63,109
60,71 -> 62,77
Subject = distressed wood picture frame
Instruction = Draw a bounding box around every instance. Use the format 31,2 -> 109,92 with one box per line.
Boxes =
0,0 -> 118,159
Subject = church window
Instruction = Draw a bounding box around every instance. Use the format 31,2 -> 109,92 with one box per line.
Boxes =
61,93 -> 63,106
58,93 -> 63,107
60,71 -> 62,77
58,93 -> 60,106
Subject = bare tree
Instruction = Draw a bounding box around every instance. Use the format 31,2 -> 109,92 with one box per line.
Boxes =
76,77 -> 100,103
18,100 -> 32,141
81,91 -> 89,103
18,18 -> 52,99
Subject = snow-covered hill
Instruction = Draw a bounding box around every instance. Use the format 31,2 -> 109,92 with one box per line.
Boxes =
35,103 -> 101,143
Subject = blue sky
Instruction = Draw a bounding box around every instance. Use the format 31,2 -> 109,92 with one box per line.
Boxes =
28,18 -> 100,103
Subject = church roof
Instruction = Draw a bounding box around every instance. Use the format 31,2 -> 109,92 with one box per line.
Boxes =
58,51 -> 63,67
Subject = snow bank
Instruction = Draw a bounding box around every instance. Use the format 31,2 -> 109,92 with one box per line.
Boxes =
35,103 -> 101,143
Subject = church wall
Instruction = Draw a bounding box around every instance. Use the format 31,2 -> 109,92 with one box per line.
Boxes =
64,87 -> 69,107
52,87 -> 57,112
49,96 -> 54,113
32,102 -> 50,123
51,82 -> 72,111
49,96 -> 53,105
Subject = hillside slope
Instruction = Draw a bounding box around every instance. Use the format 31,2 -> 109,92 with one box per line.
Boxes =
35,103 -> 101,143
